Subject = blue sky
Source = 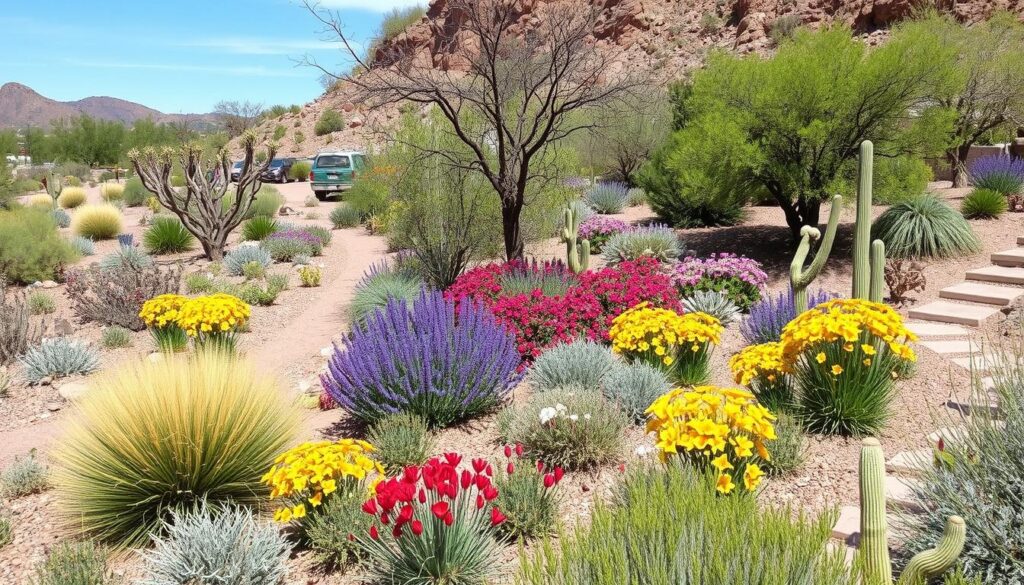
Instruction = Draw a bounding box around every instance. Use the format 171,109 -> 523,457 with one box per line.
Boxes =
0,0 -> 425,114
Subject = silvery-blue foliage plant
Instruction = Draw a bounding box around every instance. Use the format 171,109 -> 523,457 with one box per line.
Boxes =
322,289 -> 523,428
20,337 -> 99,384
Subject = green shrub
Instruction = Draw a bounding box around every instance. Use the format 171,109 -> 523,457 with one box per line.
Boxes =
241,216 -> 278,241
31,541 -> 111,585
303,485 -> 369,570
143,215 -> 195,254
71,204 -> 123,240
330,204 -> 362,228
260,237 -> 311,262
100,326 -> 132,349
0,514 -> 10,548
58,187 -> 87,209
1,449 -> 48,498
346,175 -> 390,220
314,109 -> 346,136
234,276 -> 287,306
303,225 -> 332,247
54,353 -> 298,547
961,187 -> 1007,219
601,225 -> 682,265
762,412 -> 805,476
20,337 -> 100,384
769,14 -> 801,44
272,124 -> 286,141
55,162 -> 90,183
872,154 -> 932,204
27,291 -> 56,315
98,245 -> 152,272
170,174 -> 186,188
294,131 -> 305,144
517,463 -> 854,585
122,177 -> 149,207
366,413 -> 434,474
528,339 -> 618,393
498,388 -> 627,471
600,361 -> 671,424
289,160 -> 311,181
249,186 -> 284,218
224,246 -> 272,276
584,183 -> 628,214
494,451 -> 561,541
872,193 -> 981,259
0,208 -> 78,284
241,261 -> 266,281
626,187 -> 646,206
380,5 -> 426,40
350,264 -> 424,325
184,272 -> 214,294
142,503 -> 291,585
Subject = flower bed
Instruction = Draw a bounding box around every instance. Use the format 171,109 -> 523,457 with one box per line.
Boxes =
577,216 -> 629,253
673,253 -> 767,311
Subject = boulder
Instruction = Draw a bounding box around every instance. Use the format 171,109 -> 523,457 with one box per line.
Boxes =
58,381 -> 88,401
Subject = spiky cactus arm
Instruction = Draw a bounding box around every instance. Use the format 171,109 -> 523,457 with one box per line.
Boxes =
562,206 -> 589,274
870,239 -> 886,303
860,438 -> 894,584
790,195 -> 843,313
897,516 -> 966,585
46,172 -> 63,207
853,140 -> 874,299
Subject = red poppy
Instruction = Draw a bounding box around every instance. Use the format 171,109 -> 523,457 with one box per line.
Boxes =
506,462 -> 515,475
504,445 -> 512,458
483,485 -> 498,501
444,453 -> 462,467
411,519 -> 423,536
362,499 -> 378,515
554,467 -> 564,482
543,474 -> 555,488
369,525 -> 379,540
490,507 -> 507,526
431,501 -> 450,519
515,443 -> 524,456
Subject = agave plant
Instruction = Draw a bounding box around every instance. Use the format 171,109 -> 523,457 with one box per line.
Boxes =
682,290 -> 741,325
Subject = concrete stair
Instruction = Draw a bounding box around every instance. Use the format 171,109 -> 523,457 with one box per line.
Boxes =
886,449 -> 931,477
918,339 -> 978,355
908,301 -> 1000,327
905,321 -> 972,338
886,476 -> 925,513
966,265 -> 1024,286
1018,236 -> 1024,246
992,248 -> 1024,267
939,282 -> 1024,306
832,506 -> 861,545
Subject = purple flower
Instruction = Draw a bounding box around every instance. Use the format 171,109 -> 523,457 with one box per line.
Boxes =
970,155 -> 1024,194
321,289 -> 524,428
564,176 -> 590,190
578,216 -> 629,241
740,287 -> 837,345
266,229 -> 321,248
673,253 -> 768,290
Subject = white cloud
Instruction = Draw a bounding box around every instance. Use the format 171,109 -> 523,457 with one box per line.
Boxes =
316,0 -> 426,12
183,37 -> 340,55
65,59 -> 311,78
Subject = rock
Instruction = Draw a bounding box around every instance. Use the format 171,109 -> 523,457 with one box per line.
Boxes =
45,402 -> 61,412
58,381 -> 88,401
148,352 -> 164,363
341,102 -> 355,113
348,117 -> 364,129
40,281 -> 58,289
36,376 -> 53,387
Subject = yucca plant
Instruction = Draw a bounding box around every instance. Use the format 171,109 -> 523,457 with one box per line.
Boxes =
143,215 -> 196,254
54,352 -> 298,548
241,216 -> 278,241
584,182 -> 629,214
872,194 -> 980,259
71,204 -> 124,240
223,245 -> 272,276
681,290 -> 741,325
961,188 -> 1007,220
350,261 -> 424,326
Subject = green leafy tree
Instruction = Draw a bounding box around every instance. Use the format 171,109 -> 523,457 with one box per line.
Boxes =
49,115 -> 128,166
651,27 -> 953,238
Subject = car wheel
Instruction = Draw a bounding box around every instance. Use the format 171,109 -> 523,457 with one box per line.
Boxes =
314,191 -> 328,201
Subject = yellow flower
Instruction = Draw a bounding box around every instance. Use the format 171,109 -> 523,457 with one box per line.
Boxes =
815,352 -> 826,364
743,464 -> 764,491
716,473 -> 735,495
863,358 -> 872,366
308,491 -> 323,507
861,344 -> 876,356
292,504 -> 306,519
711,454 -> 733,471
831,364 -> 843,376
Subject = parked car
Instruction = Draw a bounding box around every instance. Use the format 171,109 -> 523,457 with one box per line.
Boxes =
229,161 -> 243,182
260,158 -> 295,183
310,151 -> 367,200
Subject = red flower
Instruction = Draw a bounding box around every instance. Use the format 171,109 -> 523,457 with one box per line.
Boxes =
461,469 -> 472,490
490,507 -> 507,526
543,474 -> 555,488
431,501 -> 450,519
418,488 -> 427,504
392,525 -> 403,538
369,525 -> 379,540
476,494 -> 485,509
483,485 -> 498,501
474,474 -> 490,490
504,445 -> 512,458
444,511 -> 454,526
515,443 -> 524,457
472,458 -> 487,473
411,519 -> 423,536
403,466 -> 420,483
537,460 -> 544,472
554,467 -> 564,483
362,499 -> 378,515
397,504 -> 414,525
444,453 -> 462,467
506,462 -> 515,475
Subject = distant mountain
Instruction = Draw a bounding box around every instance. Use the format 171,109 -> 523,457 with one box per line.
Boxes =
0,82 -> 219,129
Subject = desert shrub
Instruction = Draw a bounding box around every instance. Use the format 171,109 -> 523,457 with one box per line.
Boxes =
0,280 -> 45,366
261,231 -> 319,261
584,182 -> 628,214
323,290 -> 523,428
0,207 -> 79,284
170,174 -> 186,187
241,261 -> 266,280
315,109 -> 346,136
140,503 -> 291,585
600,361 -> 671,424
20,337 -> 99,384
673,253 -> 767,311
65,262 -> 182,330
289,160 -> 311,181
601,225 -> 681,265
871,154 -> 932,204
55,162 -> 90,183
54,352 -> 297,547
872,193 -> 980,259
302,225 -> 332,247
27,291 -> 56,315
240,215 -> 278,241
98,245 -> 152,272
51,208 -> 71,228
122,177 -> 149,207
31,541 -> 111,585
577,215 -> 628,253
294,130 -> 305,144
961,187 -> 1007,219
494,446 -> 563,541
345,174 -> 390,219
681,290 -> 741,325
71,204 -> 123,240
99,183 -> 124,202
366,413 -> 434,474
0,514 -> 10,547
303,486 -> 369,570
516,463 -> 853,585
224,246 -> 272,276
497,388 -> 627,471
184,272 -> 214,294
234,277 -> 286,307
0,449 -> 48,498
762,412 -> 805,476
770,13 -> 801,44
143,216 -> 195,254
58,186 -> 87,209
68,235 -> 95,257
299,265 -> 322,287
249,186 -> 284,218
970,154 -> 1024,195
330,204 -> 362,228
28,193 -> 54,208
626,187 -> 646,206
740,287 -> 836,345
304,194 -> 319,208
100,326 -> 132,349
528,339 -> 618,393
885,258 -> 927,306
350,261 -> 424,326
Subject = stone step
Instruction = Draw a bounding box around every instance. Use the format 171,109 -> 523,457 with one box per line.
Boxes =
1018,236 -> 1024,246
886,476 -> 924,513
992,248 -> 1024,267
927,426 -> 969,446
832,506 -> 861,545
905,321 -> 973,339
907,301 -> 1000,327
951,352 -> 1006,372
946,393 -> 1001,417
939,282 -> 1024,306
919,339 -> 979,355
886,449 -> 931,477
966,265 -> 1024,286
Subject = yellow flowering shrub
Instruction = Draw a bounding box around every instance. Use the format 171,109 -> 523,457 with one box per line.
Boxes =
609,303 -> 723,385
177,293 -> 251,335
263,438 -> 384,523
780,298 -> 917,363
727,342 -> 793,412
646,385 -> 775,494
139,294 -> 188,328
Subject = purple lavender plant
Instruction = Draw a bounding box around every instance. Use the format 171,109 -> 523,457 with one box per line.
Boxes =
740,287 -> 838,345
322,289 -> 523,428
266,229 -> 322,249
578,216 -> 629,253
969,155 -> 1024,195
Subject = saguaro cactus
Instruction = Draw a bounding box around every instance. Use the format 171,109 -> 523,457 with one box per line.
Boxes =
562,205 -> 590,274
790,195 -> 842,313
852,141 -> 887,302
859,438 -> 966,585
45,172 -> 63,208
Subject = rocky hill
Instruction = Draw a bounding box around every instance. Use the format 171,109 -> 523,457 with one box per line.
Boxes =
0,82 -> 217,129
235,0 -> 1024,158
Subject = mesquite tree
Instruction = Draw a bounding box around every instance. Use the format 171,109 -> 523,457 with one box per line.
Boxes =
128,131 -> 272,260
301,0 -> 646,260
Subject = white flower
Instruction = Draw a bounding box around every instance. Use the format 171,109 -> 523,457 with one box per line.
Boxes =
583,413 -> 592,421
539,407 -> 558,425
297,381 -> 311,393
635,445 -> 655,457
568,414 -> 579,422
555,403 -> 567,412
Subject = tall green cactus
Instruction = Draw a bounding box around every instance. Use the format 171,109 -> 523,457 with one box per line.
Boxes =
790,195 -> 842,313
870,240 -> 886,303
562,205 -> 590,274
852,141 -> 887,303
45,172 -> 63,208
858,438 -> 966,585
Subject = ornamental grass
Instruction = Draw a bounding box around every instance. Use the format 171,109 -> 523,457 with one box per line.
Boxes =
609,302 -> 722,386
71,203 -> 124,240
53,352 -> 298,548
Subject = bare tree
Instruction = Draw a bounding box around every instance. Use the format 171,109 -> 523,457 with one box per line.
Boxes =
213,100 -> 266,138
128,131 -> 273,260
580,93 -> 671,186
301,0 -> 647,260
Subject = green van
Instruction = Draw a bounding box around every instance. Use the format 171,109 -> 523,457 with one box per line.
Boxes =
309,150 -> 367,200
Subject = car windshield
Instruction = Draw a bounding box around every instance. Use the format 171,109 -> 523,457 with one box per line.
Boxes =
269,160 -> 287,168
316,155 -> 350,168
232,161 -> 243,169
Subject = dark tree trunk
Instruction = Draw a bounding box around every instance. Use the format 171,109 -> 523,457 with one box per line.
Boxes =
948,144 -> 972,188
500,196 -> 525,261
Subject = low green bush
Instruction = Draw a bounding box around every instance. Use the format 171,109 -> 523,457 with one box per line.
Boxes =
315,109 -> 346,136
961,188 -> 1007,219
27,291 -> 56,315
248,186 -> 284,218
494,449 -> 562,541
0,449 -> 49,498
290,160 -> 311,181
303,484 -> 369,570
184,272 -> 214,294
31,541 -> 111,585
762,412 -> 805,476
122,177 -> 149,207
143,215 -> 195,255
241,216 -> 278,241
600,361 -> 671,424
0,514 -> 10,548
872,193 -> 981,259
100,326 -> 132,349
0,208 -> 78,284
350,263 -> 424,326
366,413 -> 434,474
330,204 -> 362,228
